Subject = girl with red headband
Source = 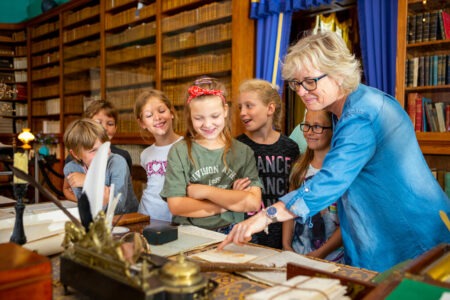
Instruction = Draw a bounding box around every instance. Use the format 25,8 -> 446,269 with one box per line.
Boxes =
160,77 -> 263,233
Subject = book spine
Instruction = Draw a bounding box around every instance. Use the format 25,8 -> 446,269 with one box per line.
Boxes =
422,11 -> 430,42
429,11 -> 438,41
416,13 -> 423,43
415,95 -> 423,131
408,14 -> 417,44
435,102 -> 446,132
407,92 -> 417,128
443,10 -> 450,40
438,10 -> 446,39
445,104 -> 450,131
446,104 -> 450,131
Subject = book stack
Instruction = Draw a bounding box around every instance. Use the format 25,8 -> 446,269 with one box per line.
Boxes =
407,9 -> 450,43
405,54 -> 449,87
407,92 -> 450,132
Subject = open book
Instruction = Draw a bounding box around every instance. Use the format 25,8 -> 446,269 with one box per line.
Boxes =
192,243 -> 340,286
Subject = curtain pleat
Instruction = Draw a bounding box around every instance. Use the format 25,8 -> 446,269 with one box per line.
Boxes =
357,0 -> 398,96
250,0 -> 398,97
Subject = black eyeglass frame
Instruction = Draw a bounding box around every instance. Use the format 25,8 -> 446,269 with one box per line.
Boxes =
287,74 -> 328,92
300,123 -> 332,134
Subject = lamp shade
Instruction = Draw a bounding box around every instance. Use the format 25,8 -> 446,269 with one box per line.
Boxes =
18,128 -> 35,149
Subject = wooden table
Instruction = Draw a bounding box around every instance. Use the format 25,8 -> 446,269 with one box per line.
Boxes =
50,216 -> 378,299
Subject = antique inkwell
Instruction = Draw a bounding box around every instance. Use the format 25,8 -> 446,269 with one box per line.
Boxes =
60,212 -> 217,300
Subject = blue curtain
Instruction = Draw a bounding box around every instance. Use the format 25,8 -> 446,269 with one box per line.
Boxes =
357,0 -> 398,96
251,0 -> 398,97
251,0 -> 340,93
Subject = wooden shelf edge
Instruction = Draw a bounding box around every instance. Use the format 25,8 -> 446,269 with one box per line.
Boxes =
416,132 -> 450,155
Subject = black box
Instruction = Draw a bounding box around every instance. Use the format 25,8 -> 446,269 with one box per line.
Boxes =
143,223 -> 178,245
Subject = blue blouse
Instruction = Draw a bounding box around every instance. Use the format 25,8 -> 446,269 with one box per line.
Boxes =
281,84 -> 450,272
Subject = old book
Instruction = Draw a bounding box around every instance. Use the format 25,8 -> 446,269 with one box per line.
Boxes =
193,243 -> 339,286
407,92 -> 418,128
434,102 -> 447,132
442,10 -> 450,40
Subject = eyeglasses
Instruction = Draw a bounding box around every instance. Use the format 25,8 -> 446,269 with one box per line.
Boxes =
287,74 -> 327,92
300,123 -> 332,134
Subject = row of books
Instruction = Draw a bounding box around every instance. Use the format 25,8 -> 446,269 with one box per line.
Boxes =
162,23 -> 232,53
32,51 -> 59,67
0,117 -> 13,133
106,87 -> 151,110
105,3 -> 156,30
31,83 -> 59,99
64,76 -> 100,94
32,66 -> 59,81
113,144 -> 146,166
64,56 -> 99,75
13,57 -> 27,69
63,22 -> 100,44
405,54 -> 450,87
30,20 -> 59,40
106,64 -> 155,89
64,40 -> 100,60
407,93 -> 450,132
106,44 -> 156,65
162,1 -> 231,33
407,9 -> 450,44
14,103 -> 27,117
31,37 -> 59,55
162,0 -> 203,12
106,22 -> 156,49
31,98 -> 60,116
162,51 -> 231,79
42,120 -> 60,134
14,71 -> 27,83
63,4 -> 99,28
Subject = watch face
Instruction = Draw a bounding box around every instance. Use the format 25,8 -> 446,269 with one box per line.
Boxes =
267,206 -> 277,217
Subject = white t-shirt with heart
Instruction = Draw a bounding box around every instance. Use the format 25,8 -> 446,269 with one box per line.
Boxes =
138,137 -> 182,221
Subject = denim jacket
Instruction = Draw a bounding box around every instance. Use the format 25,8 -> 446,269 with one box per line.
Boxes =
281,84 -> 450,272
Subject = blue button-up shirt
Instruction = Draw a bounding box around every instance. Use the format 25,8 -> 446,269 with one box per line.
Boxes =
281,84 -> 450,272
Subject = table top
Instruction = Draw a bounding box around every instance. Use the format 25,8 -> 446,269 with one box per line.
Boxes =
50,216 -> 378,299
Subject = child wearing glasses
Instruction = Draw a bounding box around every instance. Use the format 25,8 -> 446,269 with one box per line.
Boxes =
282,109 -> 344,263
160,77 -> 262,233
236,79 -> 299,249
134,89 -> 182,222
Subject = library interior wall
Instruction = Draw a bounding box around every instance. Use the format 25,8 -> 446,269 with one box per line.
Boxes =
0,0 -> 69,23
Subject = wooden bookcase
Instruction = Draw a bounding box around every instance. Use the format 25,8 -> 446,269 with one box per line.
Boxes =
0,24 -> 28,140
0,0 -> 254,194
396,0 -> 450,156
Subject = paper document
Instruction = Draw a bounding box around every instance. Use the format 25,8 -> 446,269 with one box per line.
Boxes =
192,243 -> 340,286
149,225 -> 226,257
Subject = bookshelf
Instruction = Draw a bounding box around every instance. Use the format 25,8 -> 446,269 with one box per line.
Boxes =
28,11 -> 61,135
0,0 -> 254,194
62,0 -> 101,131
396,0 -> 450,156
0,24 -> 28,138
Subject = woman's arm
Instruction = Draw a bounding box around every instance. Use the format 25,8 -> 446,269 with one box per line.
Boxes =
218,201 -> 296,249
187,183 -> 261,212
167,196 -> 226,217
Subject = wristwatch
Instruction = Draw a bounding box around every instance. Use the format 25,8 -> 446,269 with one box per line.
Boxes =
265,206 -> 278,223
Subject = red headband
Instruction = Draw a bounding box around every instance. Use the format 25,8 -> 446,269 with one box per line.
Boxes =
187,86 -> 226,104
